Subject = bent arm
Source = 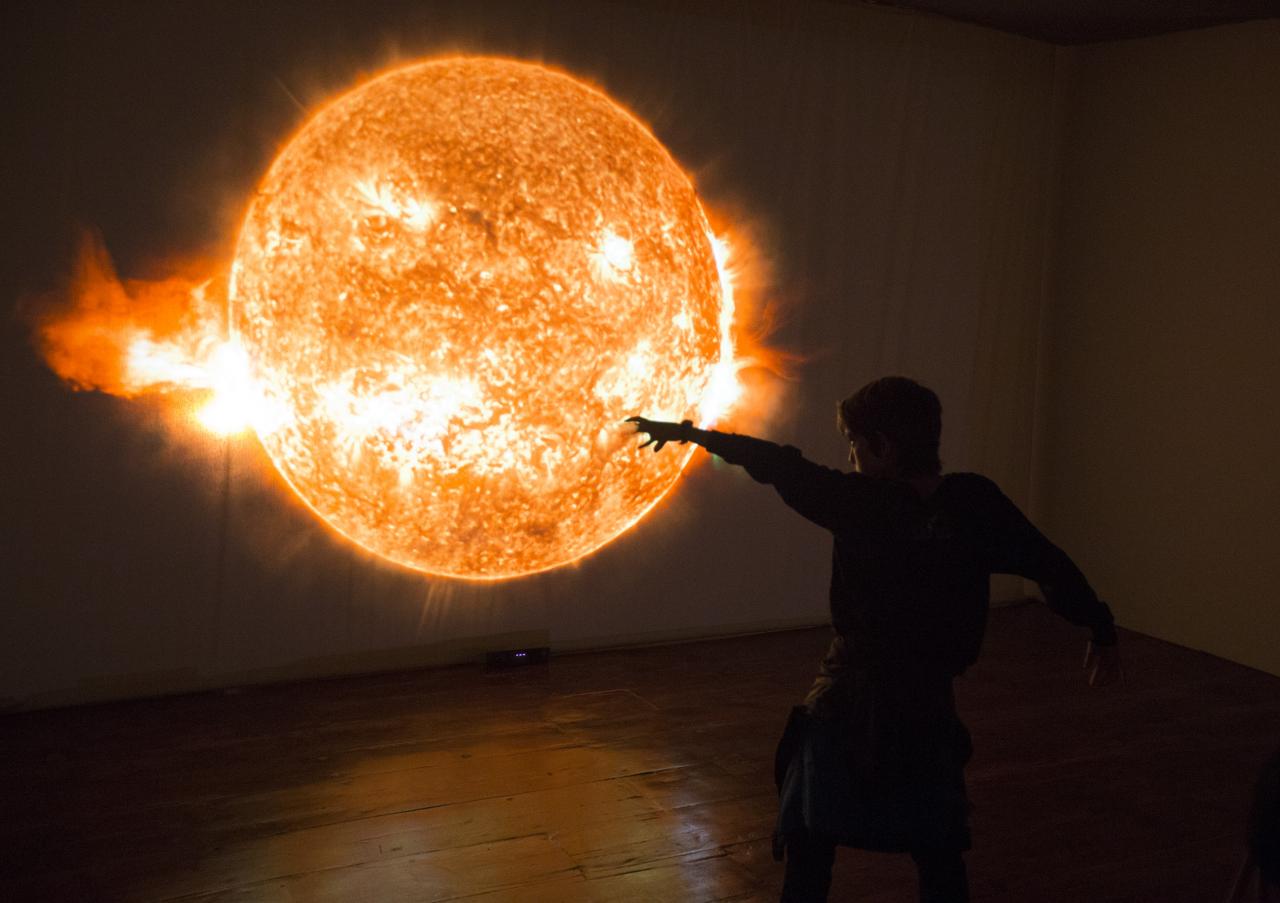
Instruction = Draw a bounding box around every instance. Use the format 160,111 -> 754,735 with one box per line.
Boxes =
980,478 -> 1117,645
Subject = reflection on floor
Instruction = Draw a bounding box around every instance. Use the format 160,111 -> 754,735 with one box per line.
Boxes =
3,602 -> 1277,902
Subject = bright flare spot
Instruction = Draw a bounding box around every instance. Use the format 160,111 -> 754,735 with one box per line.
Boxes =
193,341 -> 287,436
700,234 -> 743,424
601,231 -> 634,271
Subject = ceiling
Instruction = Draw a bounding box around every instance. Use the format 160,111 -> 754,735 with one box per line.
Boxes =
850,0 -> 1279,44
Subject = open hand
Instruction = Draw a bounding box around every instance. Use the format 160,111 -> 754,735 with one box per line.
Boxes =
625,417 -> 691,452
1083,640 -> 1123,687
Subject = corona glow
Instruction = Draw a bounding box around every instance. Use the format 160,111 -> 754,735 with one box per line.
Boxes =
226,57 -> 739,579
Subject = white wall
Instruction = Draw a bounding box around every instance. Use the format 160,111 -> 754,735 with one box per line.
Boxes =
2,0 -> 1063,708
1042,21 -> 1280,676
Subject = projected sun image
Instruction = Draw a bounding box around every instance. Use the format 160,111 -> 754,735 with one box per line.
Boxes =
227,57 -> 739,579
30,56 -> 759,581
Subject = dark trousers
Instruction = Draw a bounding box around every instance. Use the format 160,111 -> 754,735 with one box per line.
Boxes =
780,832 -> 969,903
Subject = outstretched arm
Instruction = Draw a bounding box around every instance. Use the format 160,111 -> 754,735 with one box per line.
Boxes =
626,417 -> 877,533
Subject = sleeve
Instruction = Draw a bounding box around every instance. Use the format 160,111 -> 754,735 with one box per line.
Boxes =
689,428 -> 875,533
977,476 -> 1117,645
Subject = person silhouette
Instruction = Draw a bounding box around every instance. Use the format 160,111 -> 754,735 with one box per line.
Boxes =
629,376 -> 1121,903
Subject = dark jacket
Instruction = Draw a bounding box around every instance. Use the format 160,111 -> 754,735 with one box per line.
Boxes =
695,430 -> 1116,853
697,430 -> 1116,676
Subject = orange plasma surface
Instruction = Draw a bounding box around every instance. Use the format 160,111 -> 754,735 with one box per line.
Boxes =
229,58 -> 736,579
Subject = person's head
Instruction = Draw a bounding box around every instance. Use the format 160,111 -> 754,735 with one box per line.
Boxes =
837,376 -> 942,479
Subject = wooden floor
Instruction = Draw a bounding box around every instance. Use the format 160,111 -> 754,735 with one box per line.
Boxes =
3,603 -> 1278,902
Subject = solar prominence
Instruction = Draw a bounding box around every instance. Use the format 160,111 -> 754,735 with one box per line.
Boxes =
229,57 -> 737,579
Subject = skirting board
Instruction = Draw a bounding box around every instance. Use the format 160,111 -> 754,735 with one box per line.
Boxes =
8,597 -> 1036,712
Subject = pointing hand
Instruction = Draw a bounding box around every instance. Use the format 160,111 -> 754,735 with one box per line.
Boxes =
625,417 -> 692,453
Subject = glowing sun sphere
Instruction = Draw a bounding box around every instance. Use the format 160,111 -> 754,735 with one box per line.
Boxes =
230,57 -> 734,580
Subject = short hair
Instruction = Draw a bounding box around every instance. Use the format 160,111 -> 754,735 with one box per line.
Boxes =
837,376 -> 942,476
